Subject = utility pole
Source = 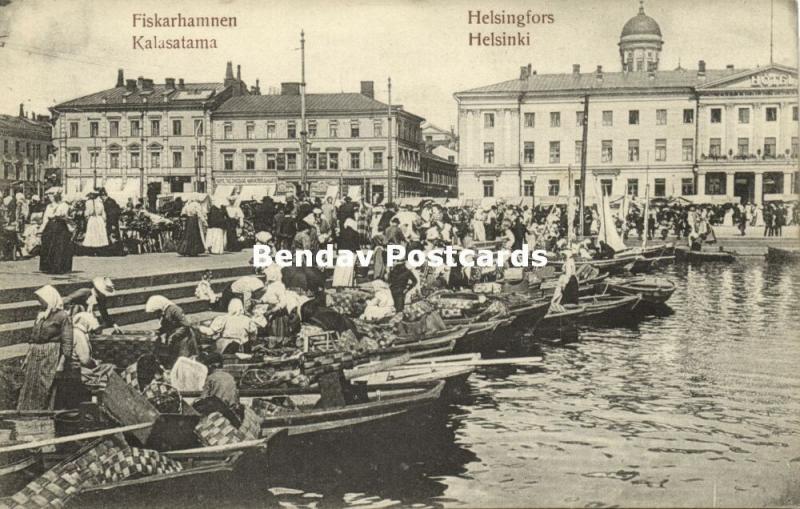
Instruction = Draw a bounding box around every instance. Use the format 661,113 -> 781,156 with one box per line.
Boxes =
299,30 -> 309,196
578,94 -> 590,238
387,77 -> 393,204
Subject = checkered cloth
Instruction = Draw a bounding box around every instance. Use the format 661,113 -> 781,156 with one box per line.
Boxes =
194,412 -> 247,446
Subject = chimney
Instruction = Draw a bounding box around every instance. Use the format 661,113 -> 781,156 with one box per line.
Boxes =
360,81 -> 374,99
137,76 -> 145,89
698,60 -> 706,77
726,64 -> 734,70
165,78 -> 176,90
236,64 -> 241,81
178,78 -> 185,89
595,65 -> 603,80
18,103 -> 24,118
126,79 -> 136,92
281,82 -> 301,96
224,61 -> 234,86
255,79 -> 261,95
116,69 -> 124,87
519,66 -> 529,80
572,64 -> 580,74
142,78 -> 154,91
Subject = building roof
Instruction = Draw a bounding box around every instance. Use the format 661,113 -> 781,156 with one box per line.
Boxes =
214,93 -> 423,120
0,114 -> 51,137
53,83 -> 226,110
422,122 -> 451,135
621,5 -> 662,38
456,68 -> 745,96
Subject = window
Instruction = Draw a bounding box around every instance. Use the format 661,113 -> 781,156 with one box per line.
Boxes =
89,121 -> 99,137
682,139 -> 694,162
766,107 -> 777,122
576,111 -> 585,127
3,140 -> 8,153
373,151 -> 383,169
483,142 -> 495,164
266,122 -> 276,138
793,106 -> 799,121
628,139 -> 640,162
245,153 -> 255,170
628,110 -> 639,125
223,153 -> 233,171
350,121 -> 360,138
109,152 -> 119,169
549,141 -> 560,163
763,137 -> 776,158
602,110 -> 613,127
329,121 -> 338,138
737,137 -> 749,157
130,152 -> 140,168
308,121 -> 317,138
681,178 -> 695,196
308,153 -> 318,170
601,140 -> 613,162
738,108 -> 750,124
223,124 -> 232,140
171,119 -> 182,136
287,153 -> 297,170
763,172 -> 784,194
523,180 -> 534,197
328,152 -> 338,170
710,108 -> 722,123
574,179 -> 582,197
288,122 -> 297,139
792,137 -> 798,158
276,153 -> 286,171
574,140 -> 583,163
130,120 -> 140,137
656,109 -> 667,125
69,152 -> 79,168
655,139 -> 667,161
109,120 -> 119,137
246,123 -> 254,140
524,142 -> 535,163
654,178 -> 666,197
683,109 -> 694,124
550,112 -> 560,127
194,119 -> 203,136
524,112 -> 535,128
373,120 -> 382,137
349,152 -> 361,169
600,179 -> 612,196
482,180 -> 494,197
149,119 -> 159,136
151,152 -> 160,168
706,173 -> 725,195
709,138 -> 722,158
318,152 -> 327,170
627,178 -> 639,196
484,113 -> 495,128
172,151 -> 182,168
15,141 -> 19,154
266,153 -> 276,170
69,122 -> 79,137
547,179 -> 560,196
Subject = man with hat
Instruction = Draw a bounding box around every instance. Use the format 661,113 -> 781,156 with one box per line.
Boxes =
63,277 -> 120,332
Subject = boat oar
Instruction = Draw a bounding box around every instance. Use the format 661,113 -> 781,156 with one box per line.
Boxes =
0,422 -> 154,454
397,356 -> 543,368
344,354 -> 411,379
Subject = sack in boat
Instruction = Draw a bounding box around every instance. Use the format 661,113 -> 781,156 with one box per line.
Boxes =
251,396 -> 297,417
402,299 -> 435,321
396,311 -> 446,340
102,447 -> 183,483
142,380 -> 182,414
195,411 -> 247,446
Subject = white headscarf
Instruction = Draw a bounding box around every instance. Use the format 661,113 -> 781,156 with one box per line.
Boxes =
227,298 -> 244,316
34,285 -> 63,323
264,264 -> 282,283
344,218 -> 358,231
145,295 -> 172,313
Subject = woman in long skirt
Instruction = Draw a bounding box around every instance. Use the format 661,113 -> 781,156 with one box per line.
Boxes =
178,195 -> 206,257
332,218 -> 359,287
206,202 -> 227,254
82,192 -> 109,251
39,191 -> 74,274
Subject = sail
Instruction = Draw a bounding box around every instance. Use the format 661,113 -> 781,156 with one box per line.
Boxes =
597,186 -> 627,252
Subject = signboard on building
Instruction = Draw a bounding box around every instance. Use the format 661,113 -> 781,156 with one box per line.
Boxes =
214,176 -> 275,185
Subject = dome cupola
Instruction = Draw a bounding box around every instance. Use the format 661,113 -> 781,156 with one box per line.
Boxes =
619,1 -> 664,72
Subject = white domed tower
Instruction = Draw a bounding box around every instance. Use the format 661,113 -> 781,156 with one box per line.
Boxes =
619,1 -> 663,72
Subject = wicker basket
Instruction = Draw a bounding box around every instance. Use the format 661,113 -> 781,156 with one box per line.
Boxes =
194,412 -> 247,446
92,333 -> 159,368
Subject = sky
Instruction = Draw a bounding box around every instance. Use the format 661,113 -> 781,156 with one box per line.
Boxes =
0,0 -> 797,131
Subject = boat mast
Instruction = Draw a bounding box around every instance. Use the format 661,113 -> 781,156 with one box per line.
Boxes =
642,151 -> 650,250
300,30 -> 308,196
578,94 -> 589,238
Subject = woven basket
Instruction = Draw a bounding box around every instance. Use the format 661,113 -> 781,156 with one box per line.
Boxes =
238,407 -> 263,440
195,412 -> 246,446
92,333 -> 158,368
101,447 -> 182,483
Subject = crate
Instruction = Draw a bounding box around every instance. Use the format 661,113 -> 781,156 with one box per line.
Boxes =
304,331 -> 339,352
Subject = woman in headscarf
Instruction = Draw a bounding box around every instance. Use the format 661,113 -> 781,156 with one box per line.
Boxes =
17,285 -> 74,410
224,194 -> 244,252
208,298 -> 257,354
72,312 -> 115,384
145,295 -> 196,367
332,217 -> 359,287
82,190 -> 109,250
193,356 -> 243,427
205,197 -> 228,255
178,194 -> 206,257
39,190 -> 74,274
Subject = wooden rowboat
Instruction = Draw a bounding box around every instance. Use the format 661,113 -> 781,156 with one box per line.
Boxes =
766,246 -> 800,262
538,293 -> 641,327
675,246 -> 735,262
602,276 -> 676,304
352,354 -> 480,392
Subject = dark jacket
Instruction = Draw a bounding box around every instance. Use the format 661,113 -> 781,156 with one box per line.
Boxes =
30,310 -> 73,361
338,227 -> 360,252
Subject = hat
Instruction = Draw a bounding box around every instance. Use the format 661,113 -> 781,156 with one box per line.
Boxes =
31,195 -> 40,202
255,231 -> 272,243
92,277 -> 115,296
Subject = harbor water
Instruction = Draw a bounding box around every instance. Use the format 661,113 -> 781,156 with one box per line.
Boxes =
121,259 -> 800,508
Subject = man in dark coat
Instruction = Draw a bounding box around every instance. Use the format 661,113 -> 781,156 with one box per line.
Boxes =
99,189 -> 121,243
